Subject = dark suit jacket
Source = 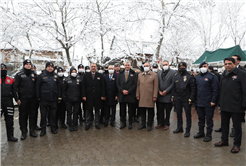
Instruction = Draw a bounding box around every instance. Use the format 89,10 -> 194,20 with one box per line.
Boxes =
104,73 -> 118,105
116,69 -> 137,103
82,72 -> 105,110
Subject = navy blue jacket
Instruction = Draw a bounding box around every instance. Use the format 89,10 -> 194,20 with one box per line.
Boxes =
104,73 -> 118,106
196,71 -> 219,107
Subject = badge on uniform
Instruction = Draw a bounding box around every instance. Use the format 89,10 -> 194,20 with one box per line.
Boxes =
150,76 -> 152,78
112,78 -> 115,80
77,79 -> 80,82
97,77 -> 100,80
130,74 -> 133,77
31,74 -> 34,77
7,79 -> 10,83
204,78 -> 208,81
175,80 -> 179,82
54,75 -> 57,78
232,75 -> 237,80
43,77 -> 47,79
32,78 -> 35,81
54,79 -> 57,81
183,76 -> 187,82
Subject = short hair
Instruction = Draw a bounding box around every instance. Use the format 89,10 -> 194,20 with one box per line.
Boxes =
224,57 -> 235,63
232,55 -> 241,61
114,63 -> 120,67
90,63 -> 97,66
108,65 -> 114,68
124,61 -> 131,65
161,60 -> 169,66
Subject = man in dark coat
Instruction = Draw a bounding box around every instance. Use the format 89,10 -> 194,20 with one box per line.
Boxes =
36,62 -> 61,136
82,63 -> 106,130
172,62 -> 196,137
193,61 -> 219,142
104,65 -> 118,127
13,59 -> 37,140
1,63 -> 18,142
116,61 -> 137,129
214,57 -> 246,153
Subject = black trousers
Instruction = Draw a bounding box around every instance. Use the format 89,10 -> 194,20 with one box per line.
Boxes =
140,107 -> 154,126
105,104 -> 116,123
1,98 -> 15,138
132,101 -> 140,119
175,101 -> 192,132
66,101 -> 80,126
197,107 -> 214,133
221,111 -> 243,147
100,101 -> 105,121
56,100 -> 66,125
19,98 -> 36,131
78,101 -> 86,120
120,102 -> 134,124
40,101 -> 57,130
33,100 -> 40,127
157,102 -> 173,126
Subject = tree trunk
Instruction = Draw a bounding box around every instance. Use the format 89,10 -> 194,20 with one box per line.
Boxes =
65,48 -> 72,66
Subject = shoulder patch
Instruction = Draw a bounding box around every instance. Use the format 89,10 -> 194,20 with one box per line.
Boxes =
175,73 -> 178,76
54,75 -> 57,78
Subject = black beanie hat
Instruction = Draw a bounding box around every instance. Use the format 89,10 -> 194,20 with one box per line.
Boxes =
78,64 -> 84,69
46,62 -> 54,68
1,63 -> 7,69
23,59 -> 32,66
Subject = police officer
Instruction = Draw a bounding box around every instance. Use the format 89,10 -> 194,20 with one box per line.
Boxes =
31,64 -> 42,130
152,63 -> 159,73
104,64 -> 109,75
193,61 -> 219,142
172,62 -> 196,137
85,66 -> 90,73
13,59 -> 37,140
63,68 -> 82,131
139,60 -> 146,72
77,64 -> 85,122
1,63 -> 18,141
36,62 -> 61,136
56,67 -> 67,129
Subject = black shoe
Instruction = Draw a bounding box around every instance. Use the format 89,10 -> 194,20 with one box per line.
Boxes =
61,124 -> 67,129
173,128 -> 183,133
21,132 -> 27,140
110,122 -> 115,127
104,122 -> 108,127
51,128 -> 57,134
184,132 -> 190,137
203,133 -> 212,142
85,125 -> 90,131
95,124 -> 101,129
73,126 -> 78,131
69,125 -> 74,132
30,130 -> 37,137
40,129 -> 46,137
120,123 -> 126,129
230,128 -> 234,137
34,126 -> 42,130
137,125 -> 146,130
215,128 -> 222,132
194,127 -> 205,138
147,126 -> 152,131
8,136 -> 18,142
128,124 -> 133,130
135,118 -> 139,123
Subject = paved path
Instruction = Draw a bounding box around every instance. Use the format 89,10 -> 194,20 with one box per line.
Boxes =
1,106 -> 245,165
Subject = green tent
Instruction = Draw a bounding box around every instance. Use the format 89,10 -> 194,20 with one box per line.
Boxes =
193,45 -> 246,67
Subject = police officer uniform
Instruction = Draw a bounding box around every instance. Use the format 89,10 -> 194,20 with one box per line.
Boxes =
172,62 -> 196,137
194,61 -> 219,142
36,62 -> 61,136
63,67 -> 82,131
1,63 -> 18,141
13,59 -> 37,140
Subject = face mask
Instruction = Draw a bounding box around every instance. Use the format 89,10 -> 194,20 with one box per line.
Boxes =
71,73 -> 77,77
179,68 -> 186,73
98,70 -> 104,74
1,70 -> 7,77
54,70 -> 57,73
58,73 -> 64,77
144,67 -> 149,72
105,69 -> 108,71
163,66 -> 169,71
85,70 -> 90,73
200,67 -> 208,74
78,69 -> 84,73
152,69 -> 158,73
108,69 -> 114,74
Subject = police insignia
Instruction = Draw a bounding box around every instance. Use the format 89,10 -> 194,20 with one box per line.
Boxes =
7,79 -> 10,83
31,74 -> 34,77
232,75 -> 237,80
77,80 -> 79,82
204,78 -> 208,81
183,76 -> 187,82
54,75 -> 57,78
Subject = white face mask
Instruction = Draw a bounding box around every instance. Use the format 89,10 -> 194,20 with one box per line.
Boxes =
98,70 -> 104,74
200,67 -> 208,74
85,70 -> 90,73
71,73 -> 77,77
58,73 -> 64,77
163,66 -> 169,71
144,67 -> 150,72
54,70 -> 57,73
108,69 -> 114,74
152,69 -> 158,73
78,69 -> 84,73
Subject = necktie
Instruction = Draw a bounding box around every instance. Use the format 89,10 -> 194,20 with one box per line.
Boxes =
125,71 -> 128,81
92,73 -> 95,79
110,75 -> 112,81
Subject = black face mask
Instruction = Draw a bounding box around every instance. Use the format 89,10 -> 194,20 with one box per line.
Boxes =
24,68 -> 32,76
1,70 -> 7,78
179,68 -> 186,73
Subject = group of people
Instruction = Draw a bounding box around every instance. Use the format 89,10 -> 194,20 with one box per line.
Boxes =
1,55 -> 245,154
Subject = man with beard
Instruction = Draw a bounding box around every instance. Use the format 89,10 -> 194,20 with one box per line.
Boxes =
13,59 -> 37,140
